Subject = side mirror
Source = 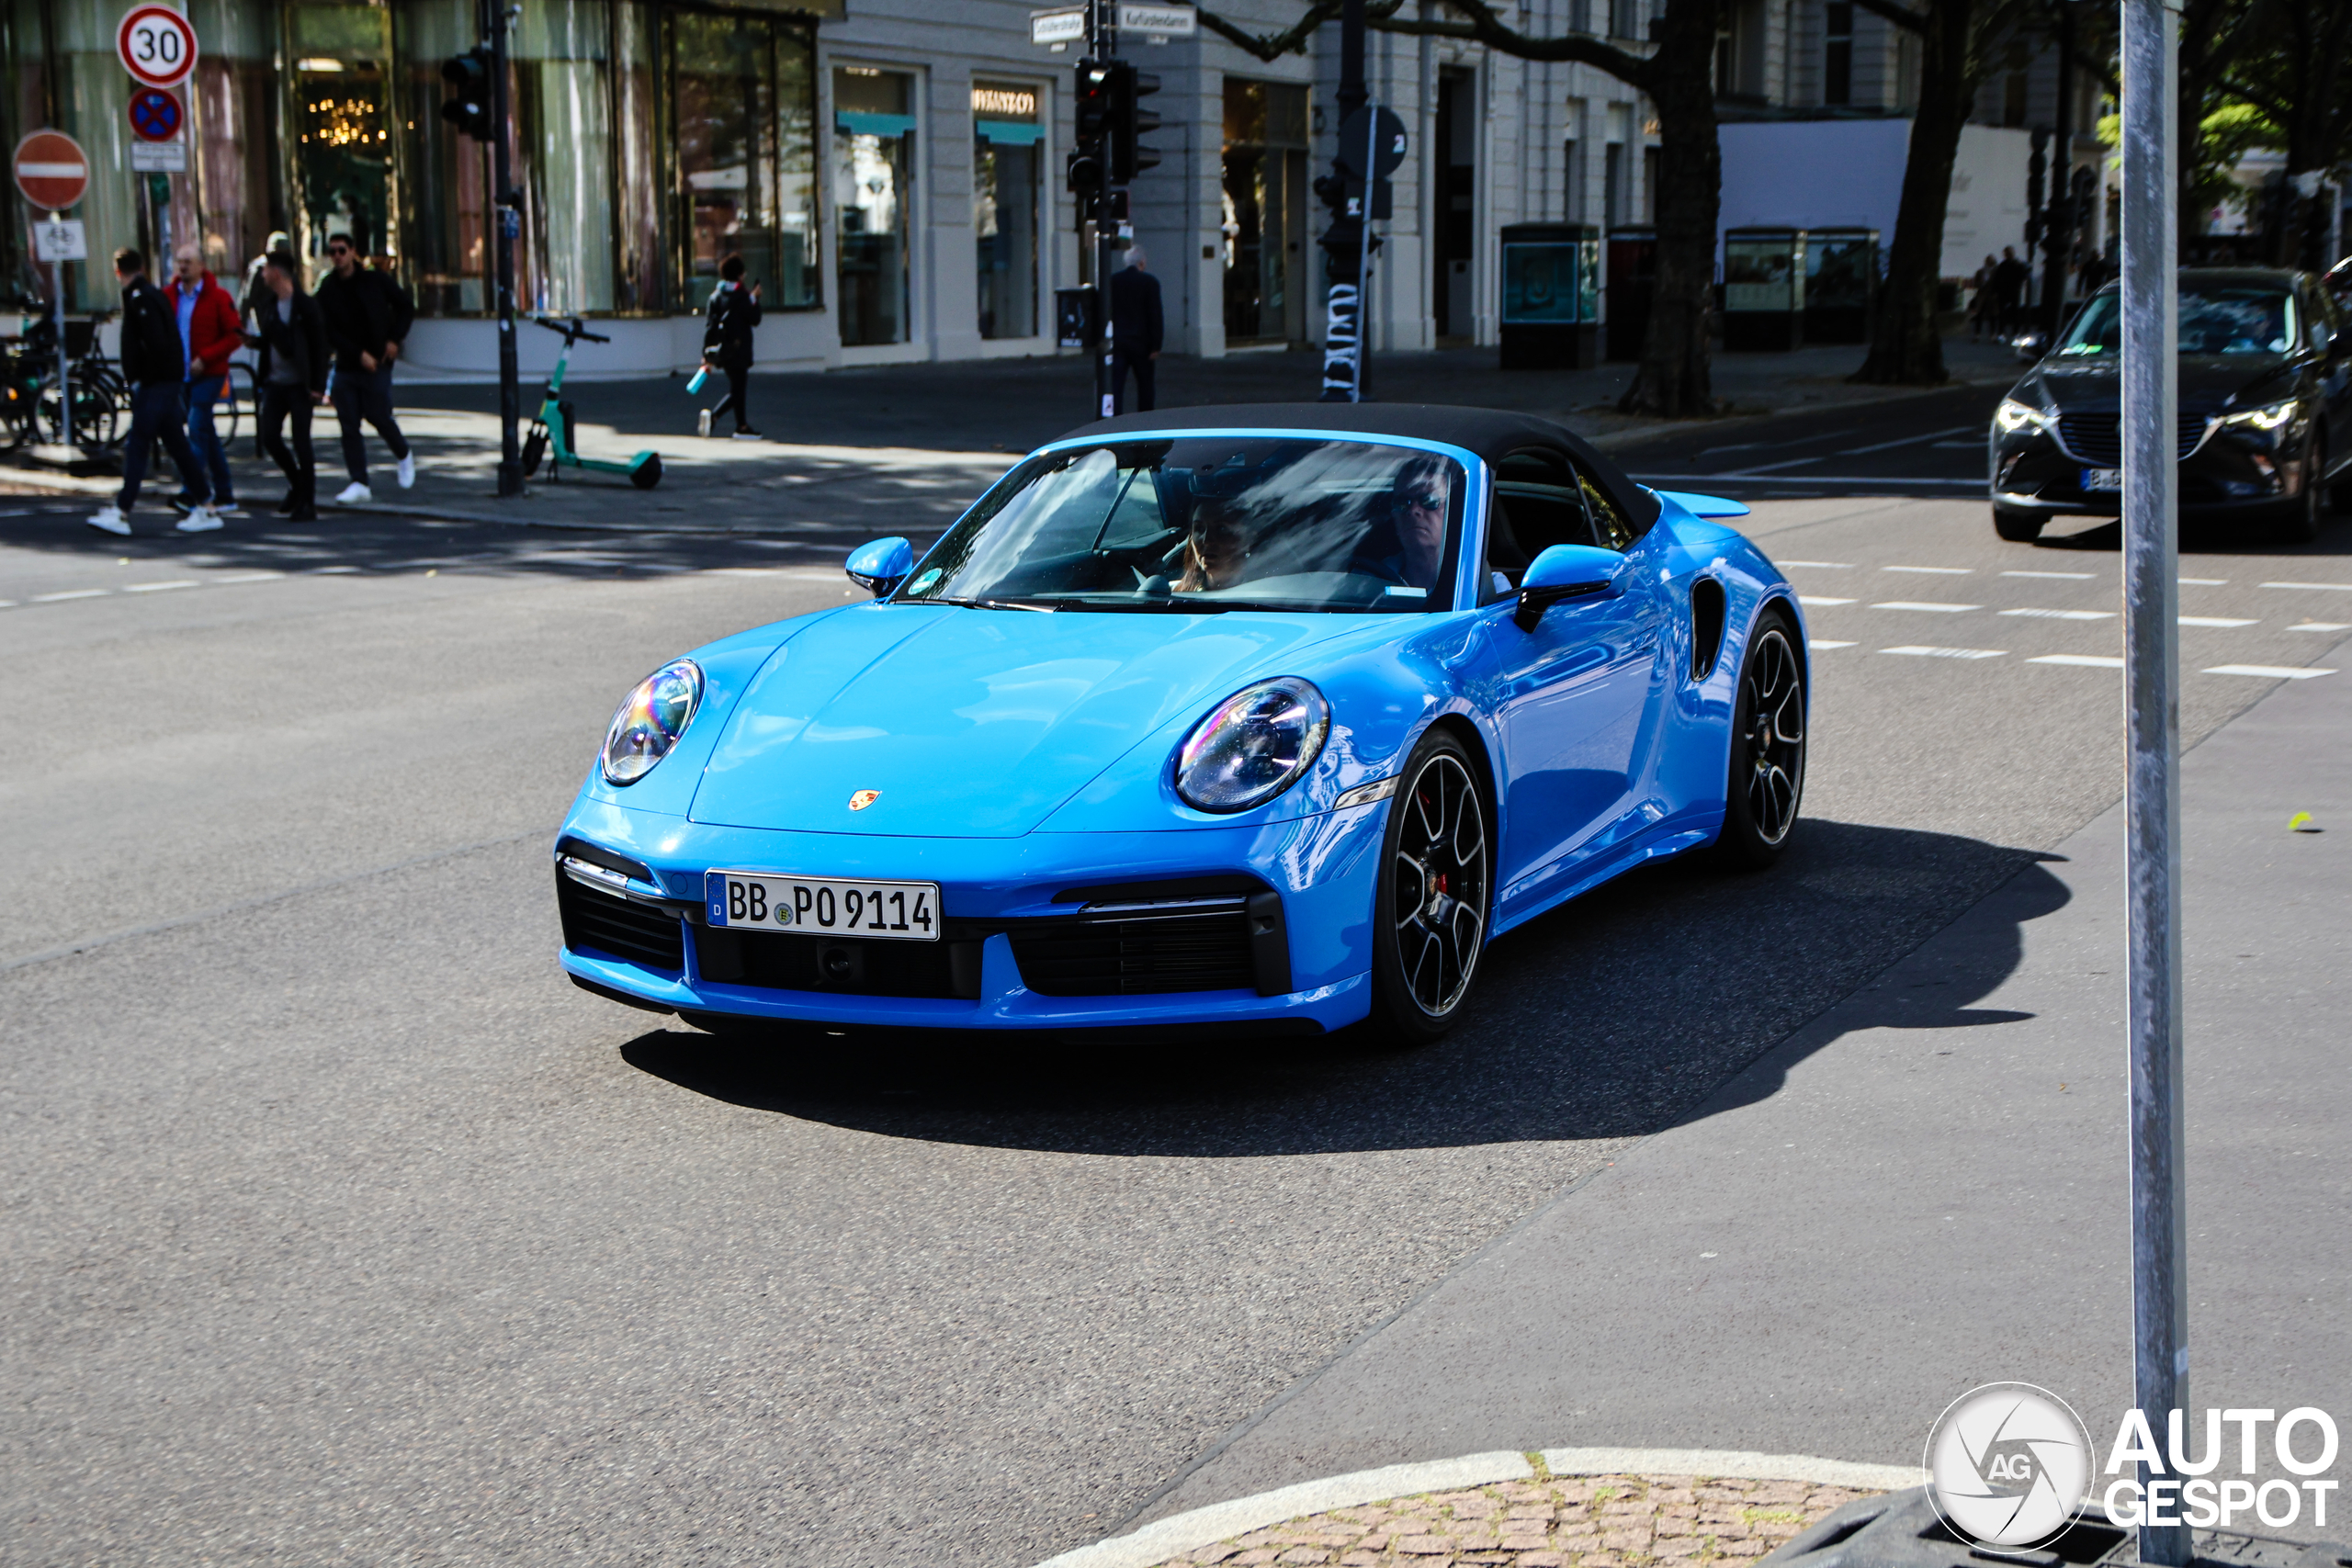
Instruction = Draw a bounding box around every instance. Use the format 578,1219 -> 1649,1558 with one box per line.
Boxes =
2012,330 -> 2049,364
1514,543 -> 1623,631
846,536 -> 915,598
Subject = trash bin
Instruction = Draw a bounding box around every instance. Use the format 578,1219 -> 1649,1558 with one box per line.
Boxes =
1722,227 -> 1806,351
1804,227 -> 1878,344
1498,223 -> 1600,369
1604,226 -> 1656,362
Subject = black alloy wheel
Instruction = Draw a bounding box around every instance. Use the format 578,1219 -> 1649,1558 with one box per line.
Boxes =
2281,428 -> 2325,543
1714,614 -> 1807,870
1368,730 -> 1491,1043
1992,503 -> 2045,542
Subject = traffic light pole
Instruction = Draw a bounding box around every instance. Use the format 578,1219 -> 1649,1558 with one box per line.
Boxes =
488,0 -> 523,497
1090,0 -> 1117,420
1318,0 -> 1369,401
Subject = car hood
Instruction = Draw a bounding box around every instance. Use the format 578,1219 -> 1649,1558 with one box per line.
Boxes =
688,605 -> 1355,837
2025,353 -> 2295,413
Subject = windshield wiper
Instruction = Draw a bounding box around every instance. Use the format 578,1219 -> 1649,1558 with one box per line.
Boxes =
918,595 -> 1056,612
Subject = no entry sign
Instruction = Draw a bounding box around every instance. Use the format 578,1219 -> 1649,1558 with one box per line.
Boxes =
118,6 -> 198,91
13,130 -> 90,212
128,86 -> 185,142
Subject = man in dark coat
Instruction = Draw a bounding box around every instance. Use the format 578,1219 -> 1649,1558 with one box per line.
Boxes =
315,233 -> 416,502
87,247 -> 218,536
1108,245 -> 1163,414
1993,246 -> 2031,335
699,254 -> 763,439
248,250 -> 330,520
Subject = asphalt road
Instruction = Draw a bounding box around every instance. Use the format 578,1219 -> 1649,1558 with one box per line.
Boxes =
4,438 -> 2347,1565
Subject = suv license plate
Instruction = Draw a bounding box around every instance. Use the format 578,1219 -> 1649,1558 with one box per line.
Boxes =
705,872 -> 940,941
2083,468 -> 2122,491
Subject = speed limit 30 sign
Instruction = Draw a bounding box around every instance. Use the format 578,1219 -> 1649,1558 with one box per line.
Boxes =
118,6 -> 198,91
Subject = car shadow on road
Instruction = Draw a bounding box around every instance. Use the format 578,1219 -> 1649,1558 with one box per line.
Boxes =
2033,513 -> 2352,556
619,818 -> 2069,1156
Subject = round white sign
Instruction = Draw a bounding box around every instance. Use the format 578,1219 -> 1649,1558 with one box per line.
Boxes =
118,6 -> 198,91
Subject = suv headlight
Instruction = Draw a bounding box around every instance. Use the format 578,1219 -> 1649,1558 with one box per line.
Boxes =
1175,677 -> 1330,813
601,659 -> 703,785
1995,397 -> 2052,435
2222,399 -> 2297,434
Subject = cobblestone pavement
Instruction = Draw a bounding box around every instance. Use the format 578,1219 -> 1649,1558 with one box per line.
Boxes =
1153,1473 -> 1876,1568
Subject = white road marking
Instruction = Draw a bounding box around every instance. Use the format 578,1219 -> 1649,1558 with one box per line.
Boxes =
2030,654 -> 2125,669
2260,581 -> 2352,592
2000,607 -> 2113,620
1732,455 -> 1828,474
1872,601 -> 1980,613
705,566 -> 784,577
2202,664 -> 2335,680
311,565 -> 361,574
1810,640 -> 1859,649
1837,424 -> 1979,456
1882,565 -> 1973,574
2179,577 -> 2229,585
1776,560 -> 1854,569
2177,615 -> 2256,627
31,588 -> 107,603
1883,646 -> 2006,659
213,571 -> 286,584
1634,474 -> 1984,488
123,580 -> 199,593
2290,621 -> 2351,632
2002,570 -> 2095,580
0,600 -> 16,609
1797,595 -> 1856,606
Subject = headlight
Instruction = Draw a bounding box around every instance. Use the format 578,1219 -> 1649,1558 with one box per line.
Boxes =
600,659 -> 703,785
1175,677 -> 1330,813
1995,397 -> 2052,434
2222,399 -> 2297,433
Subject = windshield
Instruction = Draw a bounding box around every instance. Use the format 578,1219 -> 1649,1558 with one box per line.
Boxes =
2056,287 -> 2299,357
897,437 -> 1468,614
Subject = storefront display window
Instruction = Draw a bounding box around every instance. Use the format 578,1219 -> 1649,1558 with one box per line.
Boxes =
672,10 -> 818,313
972,79 -> 1039,341
1222,79 -> 1307,345
514,0 -> 615,315
395,0 -> 485,315
189,0 -> 283,291
833,65 -> 913,347
289,2 -> 398,271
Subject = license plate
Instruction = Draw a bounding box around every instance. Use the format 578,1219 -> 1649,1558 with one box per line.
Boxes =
2083,468 -> 2122,491
704,871 -> 940,941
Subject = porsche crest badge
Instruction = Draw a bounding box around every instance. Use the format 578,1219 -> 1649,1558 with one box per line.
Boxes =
848,789 -> 881,811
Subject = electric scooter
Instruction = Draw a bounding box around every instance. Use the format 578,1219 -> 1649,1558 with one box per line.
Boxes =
522,315 -> 662,489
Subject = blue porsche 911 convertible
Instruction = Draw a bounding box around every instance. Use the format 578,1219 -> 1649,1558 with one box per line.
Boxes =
554,404 -> 1806,1043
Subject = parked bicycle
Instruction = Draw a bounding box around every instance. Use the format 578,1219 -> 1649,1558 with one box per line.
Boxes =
7,311 -> 129,448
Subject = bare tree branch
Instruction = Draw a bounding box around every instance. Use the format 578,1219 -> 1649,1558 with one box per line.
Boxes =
1849,0 -> 1928,39
1195,1 -> 1346,62
1370,0 -> 1657,88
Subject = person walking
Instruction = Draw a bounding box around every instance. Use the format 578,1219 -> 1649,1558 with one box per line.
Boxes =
698,254 -> 763,440
87,248 -> 219,536
1993,246 -> 2030,337
315,232 -> 416,502
242,228 -> 292,322
1969,254 -> 1998,341
1108,244 -> 1163,414
168,245 -> 245,518
247,248 -> 328,521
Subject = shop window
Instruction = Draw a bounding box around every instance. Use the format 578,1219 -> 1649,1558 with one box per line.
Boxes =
514,0 -> 616,316
290,3 -> 398,271
396,0 -> 487,315
973,79 -> 1041,341
1823,2 -> 1853,107
833,66 -> 915,347
1222,78 -> 1307,345
672,11 -> 819,313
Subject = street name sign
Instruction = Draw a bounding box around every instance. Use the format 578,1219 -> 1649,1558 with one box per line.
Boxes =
1120,4 -> 1197,35
118,5 -> 198,91
1030,7 -> 1086,44
13,130 -> 90,211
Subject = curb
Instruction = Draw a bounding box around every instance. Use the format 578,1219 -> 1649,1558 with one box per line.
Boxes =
1034,1450 -> 1923,1568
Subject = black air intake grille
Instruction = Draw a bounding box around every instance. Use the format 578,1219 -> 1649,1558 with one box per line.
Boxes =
2055,412 -> 2207,466
1010,899 -> 1257,997
696,926 -> 985,1000
557,871 -> 685,971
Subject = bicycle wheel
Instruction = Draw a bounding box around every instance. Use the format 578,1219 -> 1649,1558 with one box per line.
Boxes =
33,367 -> 119,447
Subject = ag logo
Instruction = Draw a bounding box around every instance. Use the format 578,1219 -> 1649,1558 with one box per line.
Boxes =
847,789 -> 880,811
1925,1382 -> 2094,1549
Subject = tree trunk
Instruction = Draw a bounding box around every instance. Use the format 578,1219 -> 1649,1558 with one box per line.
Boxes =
1850,0 -> 1976,385
1618,0 -> 1724,418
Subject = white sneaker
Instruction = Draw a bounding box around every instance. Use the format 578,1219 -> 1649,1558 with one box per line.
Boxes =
335,482 -> 373,503
214,503 -> 247,518
697,409 -> 713,438
175,505 -> 224,533
396,453 -> 415,490
86,505 -> 131,536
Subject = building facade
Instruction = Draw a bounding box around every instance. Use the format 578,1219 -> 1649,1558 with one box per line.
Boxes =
5,0 -> 2098,381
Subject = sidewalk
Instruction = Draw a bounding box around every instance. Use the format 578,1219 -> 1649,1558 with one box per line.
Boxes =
1087,646 -> 2352,1548
4,336 -> 2022,534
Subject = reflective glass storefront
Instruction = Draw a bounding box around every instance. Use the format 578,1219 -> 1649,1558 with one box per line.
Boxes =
0,0 -> 829,321
1220,79 -> 1307,346
831,63 -> 912,347
972,78 -> 1039,341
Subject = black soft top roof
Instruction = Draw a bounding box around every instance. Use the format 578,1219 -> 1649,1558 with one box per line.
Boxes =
1065,401 -> 1660,532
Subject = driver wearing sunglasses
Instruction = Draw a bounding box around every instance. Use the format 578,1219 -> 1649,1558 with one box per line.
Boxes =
1353,456 -> 1452,592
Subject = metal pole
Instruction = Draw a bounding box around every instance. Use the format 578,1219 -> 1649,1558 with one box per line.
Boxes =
2043,3 -> 2076,337
2120,1 -> 2186,1563
1351,103 -> 1378,403
52,215 -> 72,449
1090,0 -> 1117,419
1317,0 -> 1368,401
490,0 -> 523,497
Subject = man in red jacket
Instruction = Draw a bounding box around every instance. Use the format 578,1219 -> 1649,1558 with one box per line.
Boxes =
169,245 -> 245,516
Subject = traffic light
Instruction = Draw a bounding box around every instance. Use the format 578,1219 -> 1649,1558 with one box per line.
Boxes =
441,47 -> 493,141
1109,64 -> 1160,186
1069,60 -> 1114,202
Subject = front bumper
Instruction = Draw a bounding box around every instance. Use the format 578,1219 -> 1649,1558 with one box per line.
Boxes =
551,797 -> 1389,1032
1990,418 -> 2313,519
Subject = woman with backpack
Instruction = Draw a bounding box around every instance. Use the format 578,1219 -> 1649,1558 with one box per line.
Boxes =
698,254 -> 762,441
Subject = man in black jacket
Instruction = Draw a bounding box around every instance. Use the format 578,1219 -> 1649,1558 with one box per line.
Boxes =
1108,245 -> 1163,415
249,250 -> 330,520
88,247 -> 219,536
315,233 -> 416,502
